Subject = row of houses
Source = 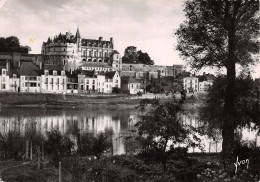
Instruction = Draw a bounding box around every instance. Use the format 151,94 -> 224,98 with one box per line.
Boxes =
0,62 -> 120,94
181,72 -> 215,93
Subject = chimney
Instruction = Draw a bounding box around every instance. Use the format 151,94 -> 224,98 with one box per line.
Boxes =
40,62 -> 42,70
99,37 -> 103,41
110,37 -> 113,43
6,61 -> 9,72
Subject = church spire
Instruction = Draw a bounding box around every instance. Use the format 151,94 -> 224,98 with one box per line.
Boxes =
75,27 -> 81,39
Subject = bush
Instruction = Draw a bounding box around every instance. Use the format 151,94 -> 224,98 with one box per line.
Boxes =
112,87 -> 122,94
45,129 -> 74,162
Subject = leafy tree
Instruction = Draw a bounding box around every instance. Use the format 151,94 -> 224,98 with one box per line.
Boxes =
135,91 -> 194,172
45,129 -> 74,161
175,0 -> 259,160
0,36 -> 31,53
199,74 -> 259,140
92,132 -> 110,159
122,46 -> 154,65
137,50 -> 154,65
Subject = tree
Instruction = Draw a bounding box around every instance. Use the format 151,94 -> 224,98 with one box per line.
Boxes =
137,50 -> 154,65
199,74 -> 259,140
135,91 -> 193,172
122,46 -> 154,65
0,36 -> 31,53
45,129 -> 74,161
175,0 -> 259,161
112,87 -> 122,94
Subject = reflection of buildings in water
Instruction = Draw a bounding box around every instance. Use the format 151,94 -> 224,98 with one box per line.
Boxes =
0,112 -> 125,155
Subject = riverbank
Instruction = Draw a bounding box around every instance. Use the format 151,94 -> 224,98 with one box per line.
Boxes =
0,92 -> 206,109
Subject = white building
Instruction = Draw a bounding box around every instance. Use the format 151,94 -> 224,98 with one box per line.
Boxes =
199,80 -> 213,92
41,70 -> 67,93
19,62 -> 41,93
0,68 -> 10,92
78,70 -> 120,94
9,73 -> 20,92
183,76 -> 199,93
121,77 -> 143,94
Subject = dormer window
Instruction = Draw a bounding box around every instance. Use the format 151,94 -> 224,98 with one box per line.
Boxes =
2,70 -> 6,75
53,71 -> 57,76
61,71 -> 65,76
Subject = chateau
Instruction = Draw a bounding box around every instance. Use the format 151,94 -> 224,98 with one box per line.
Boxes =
42,28 -> 117,72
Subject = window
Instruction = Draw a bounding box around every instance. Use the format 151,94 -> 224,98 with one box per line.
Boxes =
51,78 -> 53,84
2,84 -> 5,89
115,80 -> 118,83
2,70 -> 5,75
87,80 -> 89,84
86,85 -> 89,90
92,80 -> 95,84
45,78 -> 48,83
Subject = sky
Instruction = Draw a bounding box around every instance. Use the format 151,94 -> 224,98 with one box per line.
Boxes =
0,0 -> 259,78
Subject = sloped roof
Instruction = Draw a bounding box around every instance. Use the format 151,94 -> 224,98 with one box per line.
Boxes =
81,70 -> 95,78
121,76 -> 140,84
19,62 -> 42,76
9,69 -> 19,77
105,71 -> 116,79
113,50 -> 120,54
44,64 -> 63,71
198,73 -> 216,82
80,62 -> 112,68
128,77 -> 140,84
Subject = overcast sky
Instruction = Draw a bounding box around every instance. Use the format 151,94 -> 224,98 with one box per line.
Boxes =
0,0 -> 259,78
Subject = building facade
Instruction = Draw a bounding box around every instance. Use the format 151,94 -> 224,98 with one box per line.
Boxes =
0,68 -> 9,92
41,70 -> 67,93
42,28 -> 114,72
183,76 -> 199,93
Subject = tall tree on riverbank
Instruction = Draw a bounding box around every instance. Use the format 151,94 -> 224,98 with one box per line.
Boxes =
175,0 -> 259,161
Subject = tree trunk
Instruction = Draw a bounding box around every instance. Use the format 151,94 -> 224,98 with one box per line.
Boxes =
222,26 -> 236,164
30,141 -> 33,160
26,140 -> 29,159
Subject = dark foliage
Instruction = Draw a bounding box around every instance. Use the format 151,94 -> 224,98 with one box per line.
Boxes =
0,36 -> 30,53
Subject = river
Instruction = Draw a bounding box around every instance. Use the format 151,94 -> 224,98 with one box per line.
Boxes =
0,106 -> 258,155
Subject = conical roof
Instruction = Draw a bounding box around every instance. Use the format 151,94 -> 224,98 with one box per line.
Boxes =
75,27 -> 81,39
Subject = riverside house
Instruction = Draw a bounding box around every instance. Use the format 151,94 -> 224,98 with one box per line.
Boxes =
19,62 -> 41,93
41,70 -> 67,93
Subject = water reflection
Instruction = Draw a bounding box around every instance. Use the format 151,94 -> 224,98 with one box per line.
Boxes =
0,107 -> 257,155
0,108 -> 137,155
